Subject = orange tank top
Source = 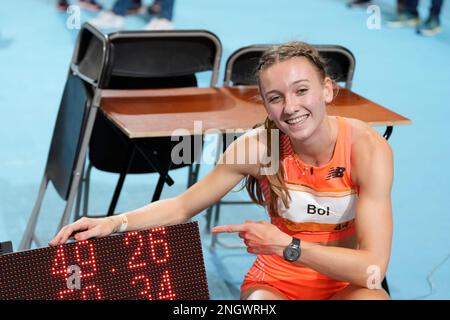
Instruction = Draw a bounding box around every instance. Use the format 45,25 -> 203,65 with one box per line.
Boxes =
259,116 -> 357,243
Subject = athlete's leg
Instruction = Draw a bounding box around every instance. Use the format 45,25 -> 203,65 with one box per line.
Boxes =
241,286 -> 288,300
330,284 -> 390,300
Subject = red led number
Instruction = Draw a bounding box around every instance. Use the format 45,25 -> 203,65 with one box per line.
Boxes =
132,275 -> 153,300
74,241 -> 97,278
131,270 -> 175,300
59,285 -> 102,300
49,227 -> 177,300
125,232 -> 147,269
52,241 -> 97,279
148,227 -> 170,264
51,246 -> 68,277
81,285 -> 102,300
157,270 -> 176,300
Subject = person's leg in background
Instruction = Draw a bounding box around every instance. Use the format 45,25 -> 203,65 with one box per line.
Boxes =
148,1 -> 162,14
397,0 -> 408,13
347,0 -> 371,8
127,0 -> 143,15
56,0 -> 102,12
57,0 -> 70,11
78,0 -> 103,11
160,0 -> 175,21
347,0 -> 411,14
386,0 -> 421,27
89,0 -> 135,30
418,0 -> 444,35
145,0 -> 175,30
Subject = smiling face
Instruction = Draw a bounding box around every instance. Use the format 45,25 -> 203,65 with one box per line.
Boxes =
259,56 -> 333,142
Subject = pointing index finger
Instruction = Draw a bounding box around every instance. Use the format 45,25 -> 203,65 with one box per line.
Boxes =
211,224 -> 247,234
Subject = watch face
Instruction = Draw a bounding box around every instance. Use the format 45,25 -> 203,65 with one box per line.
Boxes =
284,247 -> 300,262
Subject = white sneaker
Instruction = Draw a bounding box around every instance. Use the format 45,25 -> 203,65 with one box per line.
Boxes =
89,11 -> 125,30
144,18 -> 174,30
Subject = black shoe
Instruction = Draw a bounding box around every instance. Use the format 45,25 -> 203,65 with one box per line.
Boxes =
386,13 -> 420,28
57,0 -> 69,11
127,3 -> 145,15
347,0 -> 371,8
418,16 -> 442,36
147,2 -> 161,15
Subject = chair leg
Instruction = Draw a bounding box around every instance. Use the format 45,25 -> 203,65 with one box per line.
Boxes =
74,172 -> 84,222
58,174 -> 84,232
107,145 -> 137,216
210,202 -> 221,249
151,175 -> 165,202
187,164 -> 194,188
192,163 -> 200,185
74,160 -> 87,221
382,277 -> 390,295
383,126 -> 393,140
19,176 -> 49,251
82,162 -> 93,217
187,163 -> 200,188
204,206 -> 213,233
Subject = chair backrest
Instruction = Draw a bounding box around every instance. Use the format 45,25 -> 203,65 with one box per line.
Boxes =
314,45 -> 355,90
72,24 -> 222,89
71,24 -> 223,173
71,23 -> 110,87
224,44 -> 355,89
45,72 -> 92,200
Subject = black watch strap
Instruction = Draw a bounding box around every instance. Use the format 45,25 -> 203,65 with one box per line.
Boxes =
291,237 -> 300,248
283,237 -> 301,262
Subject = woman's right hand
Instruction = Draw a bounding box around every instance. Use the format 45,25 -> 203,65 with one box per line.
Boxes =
48,216 -> 119,246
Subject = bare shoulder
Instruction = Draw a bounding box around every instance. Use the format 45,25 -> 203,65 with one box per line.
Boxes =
347,118 -> 392,155
346,118 -> 393,185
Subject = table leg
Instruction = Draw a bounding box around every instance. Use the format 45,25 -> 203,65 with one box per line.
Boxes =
383,126 -> 393,140
107,145 -> 137,216
134,140 -> 174,186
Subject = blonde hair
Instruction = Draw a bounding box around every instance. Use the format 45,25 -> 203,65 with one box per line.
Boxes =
245,41 -> 329,216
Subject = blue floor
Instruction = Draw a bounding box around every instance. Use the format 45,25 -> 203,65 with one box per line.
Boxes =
0,0 -> 449,300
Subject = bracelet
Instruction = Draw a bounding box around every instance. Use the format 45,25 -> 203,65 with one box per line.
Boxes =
117,214 -> 128,233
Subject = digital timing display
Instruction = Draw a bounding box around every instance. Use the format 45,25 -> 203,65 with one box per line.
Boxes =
0,222 -> 209,300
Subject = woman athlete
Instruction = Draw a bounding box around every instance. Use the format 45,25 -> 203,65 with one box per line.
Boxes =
50,41 -> 393,300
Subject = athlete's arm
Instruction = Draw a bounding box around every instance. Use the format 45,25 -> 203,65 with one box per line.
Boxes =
295,125 -> 393,287
49,129 -> 265,246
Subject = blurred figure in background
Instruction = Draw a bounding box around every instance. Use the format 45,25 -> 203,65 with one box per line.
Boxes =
386,0 -> 444,36
347,0 -> 372,7
89,0 -> 142,30
57,0 -> 102,12
144,0 -> 175,30
348,0 -> 407,13
88,0 -> 175,30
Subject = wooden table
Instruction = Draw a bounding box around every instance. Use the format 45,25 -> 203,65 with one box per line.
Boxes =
100,86 -> 411,139
99,85 -> 411,200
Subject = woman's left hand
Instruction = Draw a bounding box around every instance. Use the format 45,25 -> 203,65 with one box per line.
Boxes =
212,220 -> 291,256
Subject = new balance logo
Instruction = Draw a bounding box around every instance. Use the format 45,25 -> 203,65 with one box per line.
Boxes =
326,166 -> 345,180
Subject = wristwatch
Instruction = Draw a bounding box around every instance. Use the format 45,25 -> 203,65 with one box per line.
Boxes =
283,237 -> 301,262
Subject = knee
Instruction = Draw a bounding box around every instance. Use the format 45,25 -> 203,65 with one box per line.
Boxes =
241,287 -> 287,300
331,285 -> 390,300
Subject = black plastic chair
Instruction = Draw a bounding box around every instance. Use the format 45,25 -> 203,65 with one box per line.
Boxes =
19,72 -> 96,250
223,44 -> 355,89
72,25 -> 222,218
20,23 -> 222,250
